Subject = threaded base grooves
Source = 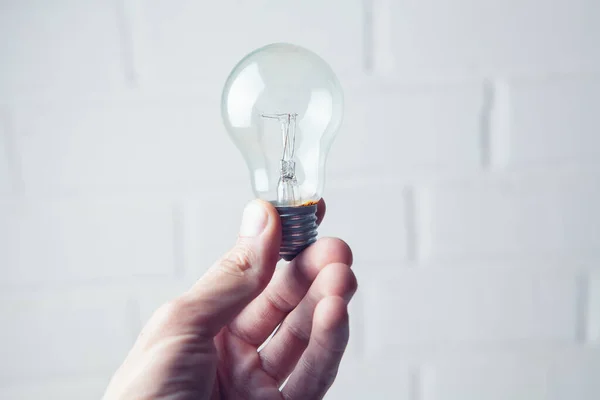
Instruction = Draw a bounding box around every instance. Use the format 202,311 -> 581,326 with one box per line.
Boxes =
276,204 -> 318,261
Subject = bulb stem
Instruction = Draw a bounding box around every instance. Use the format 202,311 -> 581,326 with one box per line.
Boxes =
275,203 -> 318,261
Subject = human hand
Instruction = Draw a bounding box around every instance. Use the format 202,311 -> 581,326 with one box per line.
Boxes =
102,199 -> 356,399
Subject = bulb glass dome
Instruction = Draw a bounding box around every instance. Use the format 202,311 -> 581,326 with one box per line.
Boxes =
221,43 -> 343,206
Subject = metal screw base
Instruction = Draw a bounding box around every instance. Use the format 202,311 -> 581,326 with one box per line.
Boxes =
275,203 -> 318,261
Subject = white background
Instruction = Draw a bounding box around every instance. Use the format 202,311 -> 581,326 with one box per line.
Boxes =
1,0 -> 599,398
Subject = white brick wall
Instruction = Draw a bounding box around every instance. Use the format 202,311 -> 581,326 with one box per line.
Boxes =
1,0 -> 599,399
13,95 -> 244,191
421,356 -> 549,400
0,115 -> 12,194
0,197 -> 177,285
420,176 -> 600,261
364,269 -> 579,353
327,83 -> 484,176
0,377 -> 109,400
0,0 -> 126,99
504,76 -> 600,168
420,352 -> 600,400
133,0 -> 365,93
0,287 -> 135,381
588,272 -> 600,345
384,0 -> 600,78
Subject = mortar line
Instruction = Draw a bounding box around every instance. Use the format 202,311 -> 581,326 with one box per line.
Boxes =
116,0 -> 139,87
126,294 -> 143,343
363,0 -> 374,73
489,79 -> 512,169
0,107 -> 24,195
575,271 -> 590,343
479,79 -> 495,170
403,185 -> 418,263
371,0 -> 395,75
409,366 -> 422,400
172,202 -> 186,278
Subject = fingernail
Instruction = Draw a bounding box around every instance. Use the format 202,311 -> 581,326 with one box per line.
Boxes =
240,201 -> 268,237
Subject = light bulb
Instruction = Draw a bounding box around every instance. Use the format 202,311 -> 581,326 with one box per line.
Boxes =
221,43 -> 344,261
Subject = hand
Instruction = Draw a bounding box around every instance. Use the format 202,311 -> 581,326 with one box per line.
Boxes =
102,199 -> 356,399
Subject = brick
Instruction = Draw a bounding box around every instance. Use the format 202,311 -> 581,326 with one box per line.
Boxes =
0,287 -> 135,380
134,0 -> 364,95
0,0 -> 126,100
14,95 -> 246,190
0,197 -> 175,285
421,353 -> 600,400
182,185 -> 254,276
504,76 -> 600,167
420,177 -> 600,261
385,0 -> 600,77
324,357 -> 412,400
317,181 -> 409,265
327,84 -> 483,176
421,356 -> 547,400
419,352 -> 600,400
547,352 -> 600,400
134,280 -> 192,329
363,269 -> 578,355
588,272 -> 600,344
0,376 -> 109,400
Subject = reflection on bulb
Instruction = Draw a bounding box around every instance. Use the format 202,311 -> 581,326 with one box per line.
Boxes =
221,43 -> 344,260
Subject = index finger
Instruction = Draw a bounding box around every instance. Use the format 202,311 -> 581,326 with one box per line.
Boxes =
228,236 -> 353,346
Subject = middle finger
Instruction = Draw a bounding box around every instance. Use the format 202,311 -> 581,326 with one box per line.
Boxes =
257,262 -> 357,385
227,237 -> 353,346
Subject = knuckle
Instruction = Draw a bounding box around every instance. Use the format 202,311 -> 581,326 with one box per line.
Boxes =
300,356 -> 338,391
346,269 -> 358,295
260,354 -> 286,382
284,320 -> 311,346
218,245 -> 256,276
138,296 -> 195,347
154,296 -> 193,327
327,263 -> 358,298
265,287 -> 296,314
334,238 -> 354,265
324,237 -> 354,266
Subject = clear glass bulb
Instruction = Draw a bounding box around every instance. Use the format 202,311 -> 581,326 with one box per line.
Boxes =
221,43 -> 344,260
221,43 -> 343,207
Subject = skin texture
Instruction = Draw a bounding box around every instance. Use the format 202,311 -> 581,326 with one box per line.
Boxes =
102,198 -> 357,400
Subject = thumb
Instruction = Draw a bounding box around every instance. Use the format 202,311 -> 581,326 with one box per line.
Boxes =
183,199 -> 281,337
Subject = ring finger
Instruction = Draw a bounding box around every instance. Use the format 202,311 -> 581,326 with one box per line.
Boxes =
257,262 -> 357,385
